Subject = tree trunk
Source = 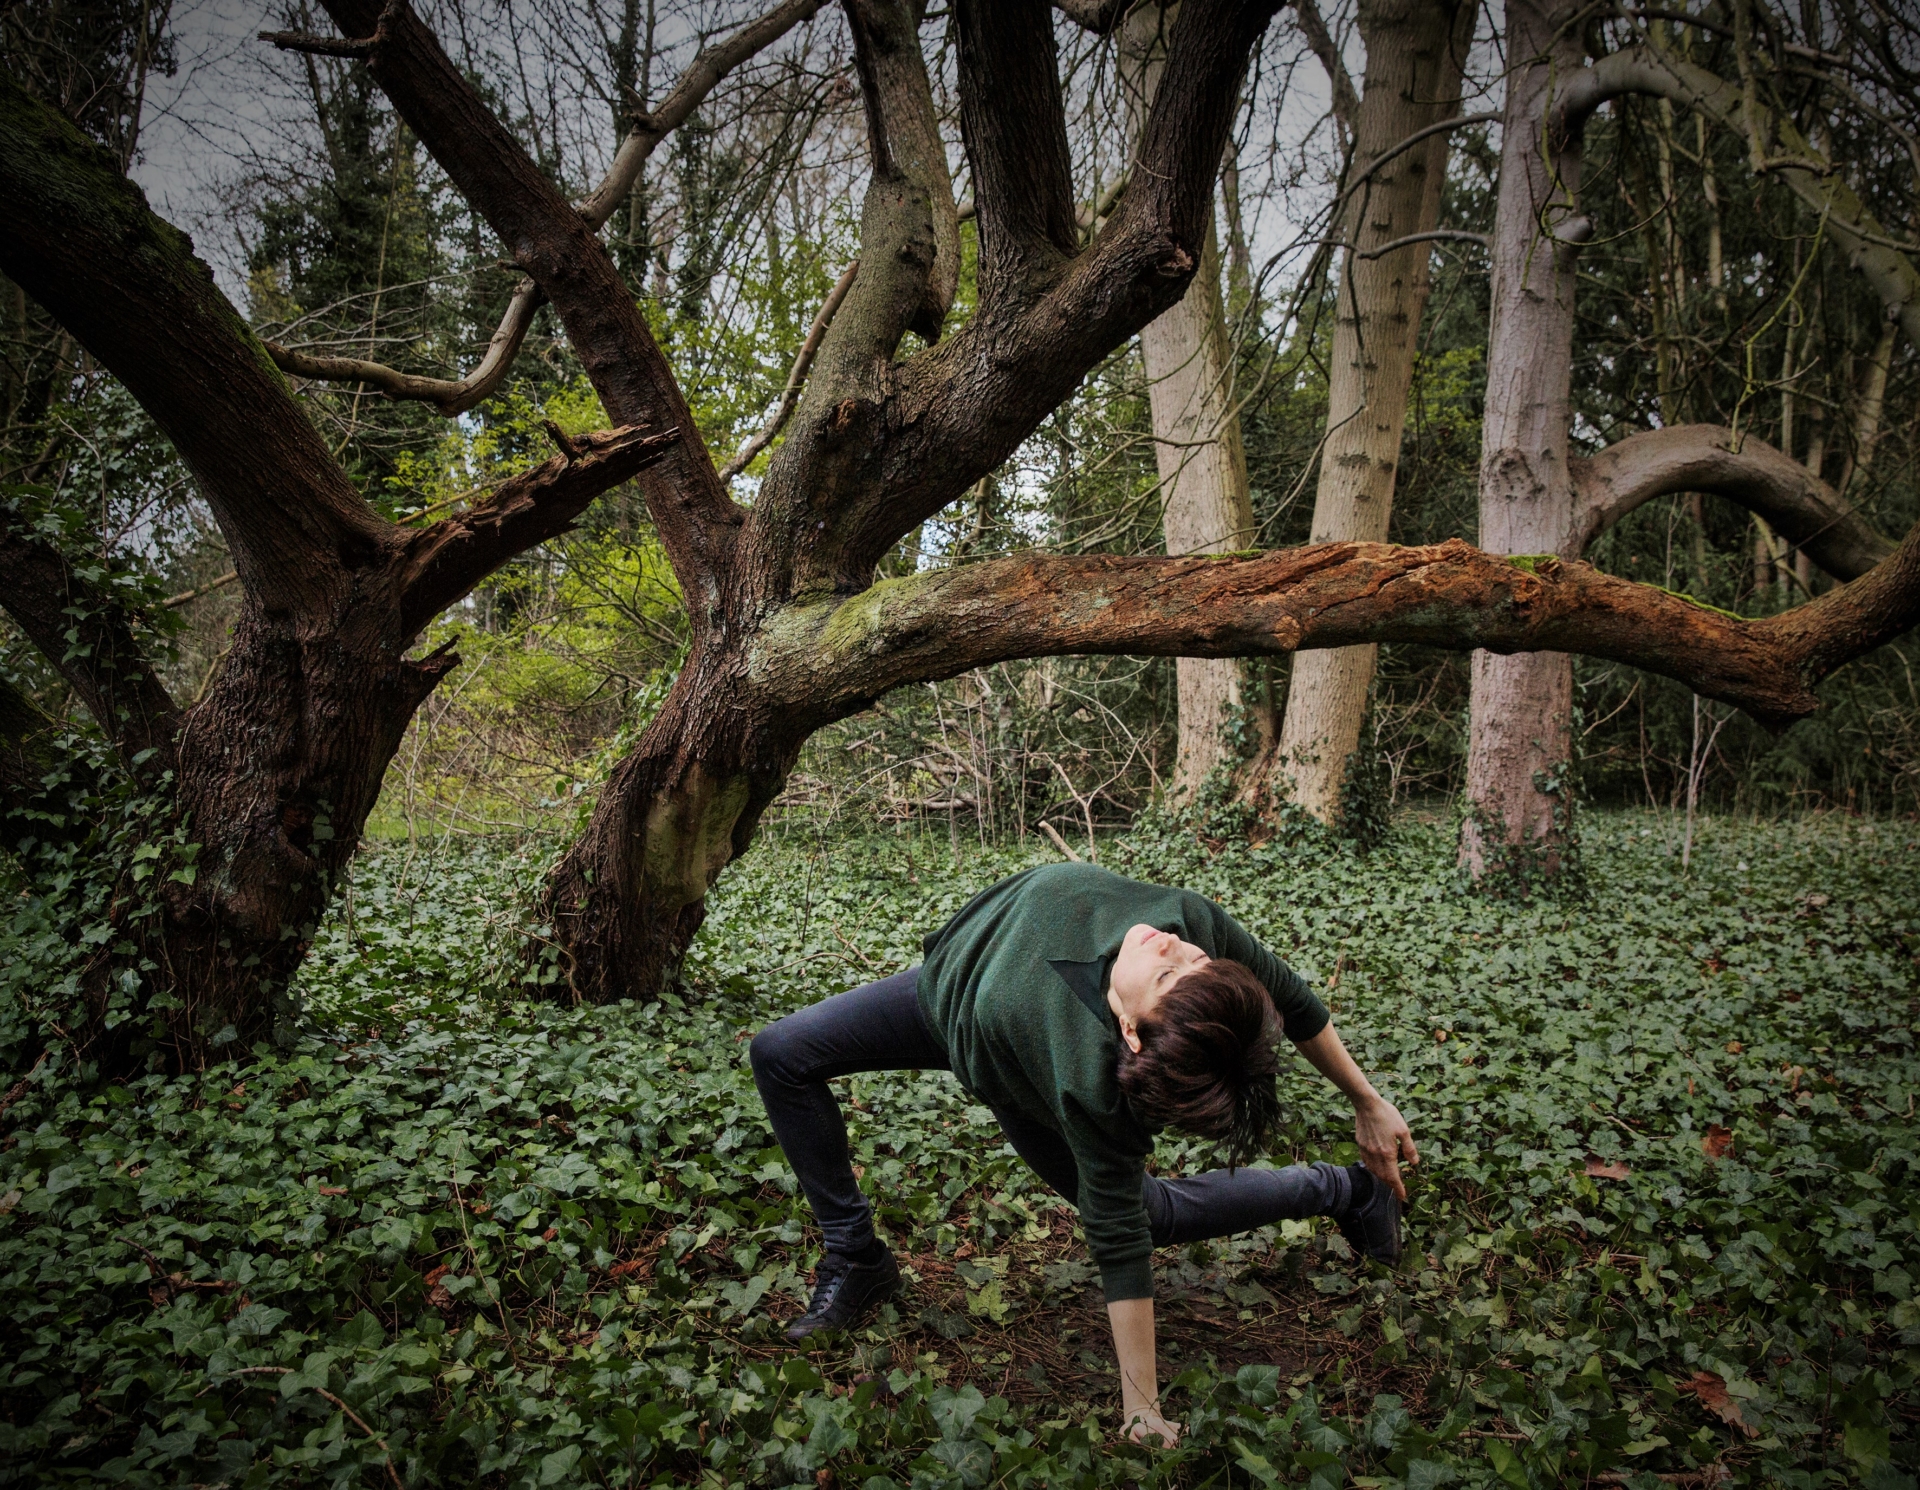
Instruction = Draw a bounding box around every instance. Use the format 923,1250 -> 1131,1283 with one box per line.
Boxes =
1460,0 -> 1585,879
541,646 -> 805,1001
1270,0 -> 1471,823
1121,4 -> 1259,800
220,0 -> 1920,1014
1146,219 -> 1258,799
0,68 -> 675,1069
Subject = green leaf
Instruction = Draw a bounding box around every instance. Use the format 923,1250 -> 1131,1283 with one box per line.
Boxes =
1486,1439 -> 1532,1490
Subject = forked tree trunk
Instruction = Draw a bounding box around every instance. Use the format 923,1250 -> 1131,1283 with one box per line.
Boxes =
0,67 -> 673,1067
1121,4 -> 1260,800
1268,0 -> 1471,823
1460,0 -> 1585,878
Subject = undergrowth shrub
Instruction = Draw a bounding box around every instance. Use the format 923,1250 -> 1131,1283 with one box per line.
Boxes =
0,811 -> 1915,1487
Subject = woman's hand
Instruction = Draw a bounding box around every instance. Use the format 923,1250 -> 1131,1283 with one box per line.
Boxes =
1354,1095 -> 1418,1202
1124,1406 -> 1183,1446
1294,1025 -> 1419,1203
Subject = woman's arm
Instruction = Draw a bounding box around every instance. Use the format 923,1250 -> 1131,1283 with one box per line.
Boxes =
1107,1296 -> 1180,1444
1294,1022 -> 1419,1201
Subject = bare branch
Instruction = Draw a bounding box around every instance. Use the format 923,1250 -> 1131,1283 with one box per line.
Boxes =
259,0 -> 399,58
265,280 -> 541,417
1555,44 -> 1920,347
838,0 -> 1283,564
741,0 -> 958,581
0,503 -> 180,775
1336,111 -> 1500,205
162,570 -> 239,609
397,425 -> 680,634
838,0 -> 961,343
273,0 -> 823,421
718,258 -> 859,484
578,0 -> 829,228
320,0 -> 743,590
1294,0 -> 1359,136
955,0 -> 1080,302
1355,227 -> 1487,259
1571,424 -> 1898,577
0,75 -> 386,619
778,531 -> 1920,733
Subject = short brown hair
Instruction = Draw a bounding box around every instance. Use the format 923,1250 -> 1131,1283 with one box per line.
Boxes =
1115,958 -> 1283,1165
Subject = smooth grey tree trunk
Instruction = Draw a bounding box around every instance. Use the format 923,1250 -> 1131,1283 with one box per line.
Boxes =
1461,0 -> 1586,876
1122,3 -> 1258,800
1274,0 -> 1471,822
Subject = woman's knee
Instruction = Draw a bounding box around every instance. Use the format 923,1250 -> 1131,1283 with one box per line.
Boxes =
749,1021 -> 796,1085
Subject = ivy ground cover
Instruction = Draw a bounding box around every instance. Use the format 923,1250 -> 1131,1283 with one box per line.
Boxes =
0,808 -> 1915,1488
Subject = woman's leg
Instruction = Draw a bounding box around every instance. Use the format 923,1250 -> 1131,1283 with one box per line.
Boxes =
985,1113 -> 1365,1252
749,966 -> 947,1259
1142,1161 -> 1363,1247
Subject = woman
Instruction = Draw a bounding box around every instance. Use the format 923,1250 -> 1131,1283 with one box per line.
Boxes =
749,861 -> 1416,1445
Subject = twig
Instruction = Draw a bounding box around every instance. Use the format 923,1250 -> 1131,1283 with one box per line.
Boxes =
1037,820 -> 1083,862
259,0 -> 400,60
1336,113 -> 1501,207
266,0 -> 820,414
216,1366 -> 405,1489
718,258 -> 859,483
162,570 -> 239,609
831,921 -> 881,969
1355,229 -> 1489,260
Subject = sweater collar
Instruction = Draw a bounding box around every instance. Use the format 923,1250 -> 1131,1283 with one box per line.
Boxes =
1048,954 -> 1118,1026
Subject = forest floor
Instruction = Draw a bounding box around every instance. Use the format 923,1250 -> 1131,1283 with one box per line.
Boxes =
2,806 -> 1917,1489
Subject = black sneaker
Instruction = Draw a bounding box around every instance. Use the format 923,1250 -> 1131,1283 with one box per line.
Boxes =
1333,1165 -> 1402,1264
784,1250 -> 900,1343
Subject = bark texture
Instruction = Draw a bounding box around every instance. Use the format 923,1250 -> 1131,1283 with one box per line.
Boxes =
1120,2 -> 1259,799
0,72 -> 673,1065
1461,0 -> 1586,878
1270,0 -> 1472,823
762,531 -> 1920,731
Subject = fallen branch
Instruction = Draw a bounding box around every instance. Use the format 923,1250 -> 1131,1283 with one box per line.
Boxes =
1037,820 -> 1084,862
775,529 -> 1920,732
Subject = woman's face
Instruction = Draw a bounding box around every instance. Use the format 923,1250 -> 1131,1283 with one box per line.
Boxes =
1107,922 -> 1210,1031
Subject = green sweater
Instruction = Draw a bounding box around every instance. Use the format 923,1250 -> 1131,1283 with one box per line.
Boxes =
916,863 -> 1329,1301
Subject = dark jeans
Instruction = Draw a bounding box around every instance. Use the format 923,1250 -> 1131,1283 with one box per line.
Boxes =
748,967 -> 1357,1259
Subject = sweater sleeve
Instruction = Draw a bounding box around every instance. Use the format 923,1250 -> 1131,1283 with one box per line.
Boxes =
1201,898 -> 1330,1044
1059,1101 -> 1155,1301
